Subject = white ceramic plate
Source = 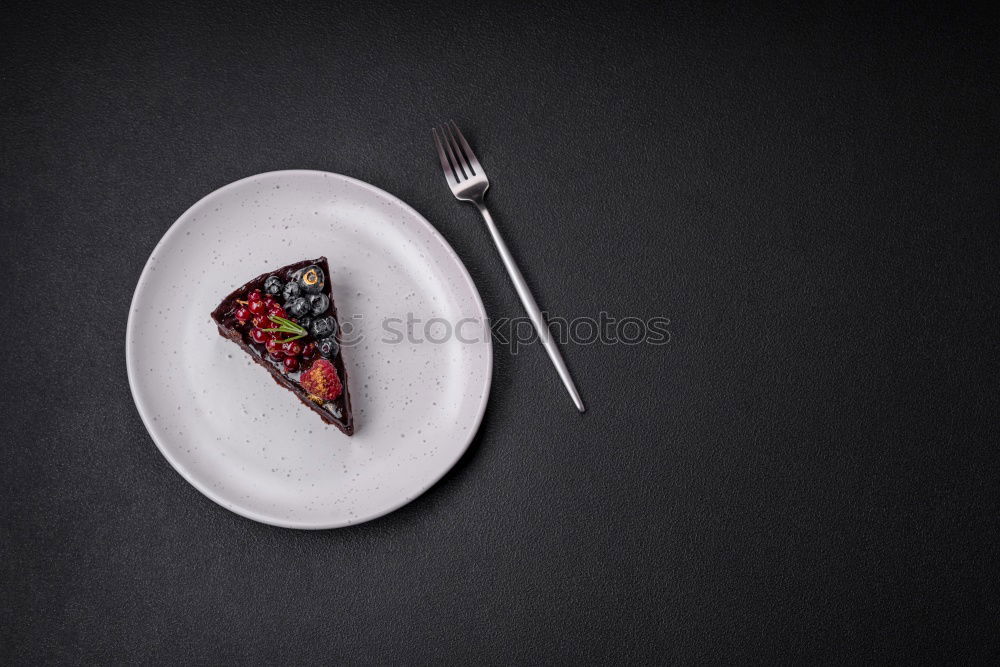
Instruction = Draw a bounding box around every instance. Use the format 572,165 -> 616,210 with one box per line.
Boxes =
126,171 -> 492,528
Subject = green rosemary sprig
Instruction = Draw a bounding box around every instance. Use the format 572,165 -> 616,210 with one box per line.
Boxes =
261,315 -> 308,343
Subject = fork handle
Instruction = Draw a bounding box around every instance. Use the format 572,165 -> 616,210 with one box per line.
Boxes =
475,201 -> 586,413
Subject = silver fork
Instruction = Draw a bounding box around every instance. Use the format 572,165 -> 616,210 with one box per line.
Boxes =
433,121 -> 585,413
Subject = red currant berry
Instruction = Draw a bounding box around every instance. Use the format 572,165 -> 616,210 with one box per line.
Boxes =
268,305 -> 287,319
234,307 -> 251,324
263,295 -> 277,309
248,299 -> 266,315
249,328 -> 268,344
248,289 -> 263,302
301,342 -> 316,359
265,338 -> 283,354
269,349 -> 285,362
283,356 -> 300,372
282,340 -> 302,356
252,313 -> 270,329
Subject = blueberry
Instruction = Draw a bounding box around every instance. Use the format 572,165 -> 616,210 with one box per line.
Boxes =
282,281 -> 301,301
311,316 -> 338,340
296,315 -> 313,329
297,265 -> 325,294
318,337 -> 340,358
287,297 -> 310,318
263,276 -> 283,295
308,293 -> 329,316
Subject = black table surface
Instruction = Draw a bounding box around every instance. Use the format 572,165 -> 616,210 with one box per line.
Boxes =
2,1 -> 997,663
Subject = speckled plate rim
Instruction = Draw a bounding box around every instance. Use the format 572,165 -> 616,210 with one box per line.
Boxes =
125,170 -> 493,529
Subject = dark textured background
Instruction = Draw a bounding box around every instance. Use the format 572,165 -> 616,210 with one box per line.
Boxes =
2,1 -> 997,663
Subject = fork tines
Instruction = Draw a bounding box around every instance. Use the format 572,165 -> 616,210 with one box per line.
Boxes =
433,121 -> 484,186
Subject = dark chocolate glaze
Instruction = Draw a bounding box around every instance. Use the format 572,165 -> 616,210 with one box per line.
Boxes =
210,257 -> 354,436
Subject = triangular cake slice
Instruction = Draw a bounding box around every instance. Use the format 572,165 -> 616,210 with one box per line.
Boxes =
211,257 -> 354,435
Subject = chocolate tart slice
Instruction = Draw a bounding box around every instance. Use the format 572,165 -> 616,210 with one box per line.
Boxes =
211,257 -> 354,435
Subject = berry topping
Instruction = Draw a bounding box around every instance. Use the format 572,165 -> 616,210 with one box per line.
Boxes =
248,289 -> 263,302
234,307 -> 251,324
265,339 -> 284,360
249,328 -> 268,344
263,276 -> 284,295
282,282 -> 301,301
287,297 -> 310,318
282,356 -> 300,373
317,336 -> 340,358
267,305 -> 287,320
308,293 -> 330,316
300,358 -> 342,402
251,313 -> 270,328
296,315 -> 313,330
248,299 -> 266,315
311,316 -> 338,340
301,342 -> 317,359
297,265 -> 325,294
263,294 -> 277,308
282,340 -> 303,357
